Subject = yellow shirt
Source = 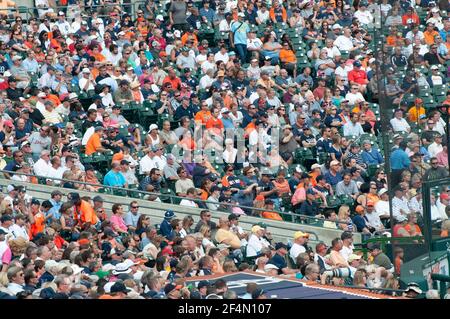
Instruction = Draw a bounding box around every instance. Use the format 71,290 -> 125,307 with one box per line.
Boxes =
407,106 -> 425,123
215,228 -> 241,249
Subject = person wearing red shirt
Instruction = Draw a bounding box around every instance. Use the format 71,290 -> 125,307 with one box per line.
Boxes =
347,60 -> 368,92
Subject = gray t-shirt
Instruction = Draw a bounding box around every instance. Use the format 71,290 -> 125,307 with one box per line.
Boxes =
28,131 -> 51,156
170,1 -> 187,25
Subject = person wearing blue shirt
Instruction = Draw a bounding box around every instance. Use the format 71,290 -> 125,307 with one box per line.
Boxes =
220,108 -> 235,129
231,13 -> 250,63
160,210 -> 177,238
361,141 -> 384,165
199,2 -> 216,24
267,243 -> 297,275
103,162 -> 127,187
46,190 -> 64,225
324,160 -> 343,187
390,141 -> 411,185
316,127 -> 333,154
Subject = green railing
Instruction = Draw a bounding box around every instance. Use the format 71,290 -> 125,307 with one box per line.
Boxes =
0,169 -> 352,234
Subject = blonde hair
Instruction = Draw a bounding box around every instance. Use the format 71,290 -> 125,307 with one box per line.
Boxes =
0,272 -> 9,287
199,224 -> 211,238
338,205 -> 350,220
8,237 -> 28,256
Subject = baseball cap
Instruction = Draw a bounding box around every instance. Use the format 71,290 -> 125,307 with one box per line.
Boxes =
330,160 -> 340,166
294,231 -> 309,239
430,65 -> 439,70
228,213 -> 240,221
332,24 -> 342,30
378,188 -> 388,196
3,120 -> 13,128
110,282 -> 131,294
251,225 -> 263,233
6,184 -> 16,192
348,254 -> 362,262
164,283 -> 182,295
367,200 -> 375,207
311,164 -> 321,170
353,61 -> 362,67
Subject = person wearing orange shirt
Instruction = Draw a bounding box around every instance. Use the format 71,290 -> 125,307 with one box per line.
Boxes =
194,103 -> 212,125
401,8 -> 420,26
162,68 -> 182,91
205,107 -> 224,135
269,1 -> 287,23
181,28 -> 198,47
85,126 -> 108,156
70,192 -> 99,228
261,199 -> 283,221
423,23 -> 439,46
407,98 -> 426,123
279,42 -> 298,77
29,199 -> 46,239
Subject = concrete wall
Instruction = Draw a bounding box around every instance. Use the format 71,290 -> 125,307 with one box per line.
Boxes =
0,179 -> 362,245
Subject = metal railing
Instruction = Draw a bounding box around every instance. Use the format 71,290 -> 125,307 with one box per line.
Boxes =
0,169 -> 355,231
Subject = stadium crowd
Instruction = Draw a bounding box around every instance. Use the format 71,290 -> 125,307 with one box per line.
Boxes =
0,0 -> 449,299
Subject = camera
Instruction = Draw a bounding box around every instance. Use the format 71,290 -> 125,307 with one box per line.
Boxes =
323,267 -> 351,279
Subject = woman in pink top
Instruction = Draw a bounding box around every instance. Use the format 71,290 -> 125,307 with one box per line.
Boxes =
109,204 -> 128,234
436,145 -> 448,168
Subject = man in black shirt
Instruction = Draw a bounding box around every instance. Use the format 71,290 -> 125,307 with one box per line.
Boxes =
81,109 -> 103,134
424,44 -> 445,67
174,96 -> 194,120
6,77 -> 23,101
299,188 -> 321,216
391,47 -> 408,68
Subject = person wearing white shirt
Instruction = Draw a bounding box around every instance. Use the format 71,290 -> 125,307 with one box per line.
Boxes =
408,192 -> 423,216
33,150 -> 52,177
375,197 -> 390,219
354,5 -> 374,25
324,39 -> 341,59
428,135 -> 444,158
199,70 -> 214,90
246,226 -> 265,258
430,194 -> 448,222
195,47 -> 208,65
343,113 -> 365,137
390,109 -> 411,133
218,16 -> 232,32
152,152 -> 167,171
289,231 -> 309,261
340,231 -> 354,262
214,49 -> 229,64
179,198 -> 198,207
257,6 -> 270,24
344,87 -> 365,106
9,215 -> 30,241
55,12 -> 71,36
392,187 -> 411,222
35,0 -> 55,18
139,152 -> 156,175
333,28 -> 355,51
201,56 -> 217,75
247,31 -> 263,52
79,68 -> 95,91
365,203 -> 384,231
46,156 -> 66,185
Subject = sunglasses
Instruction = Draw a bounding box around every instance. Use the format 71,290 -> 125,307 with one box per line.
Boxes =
131,206 -> 139,208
